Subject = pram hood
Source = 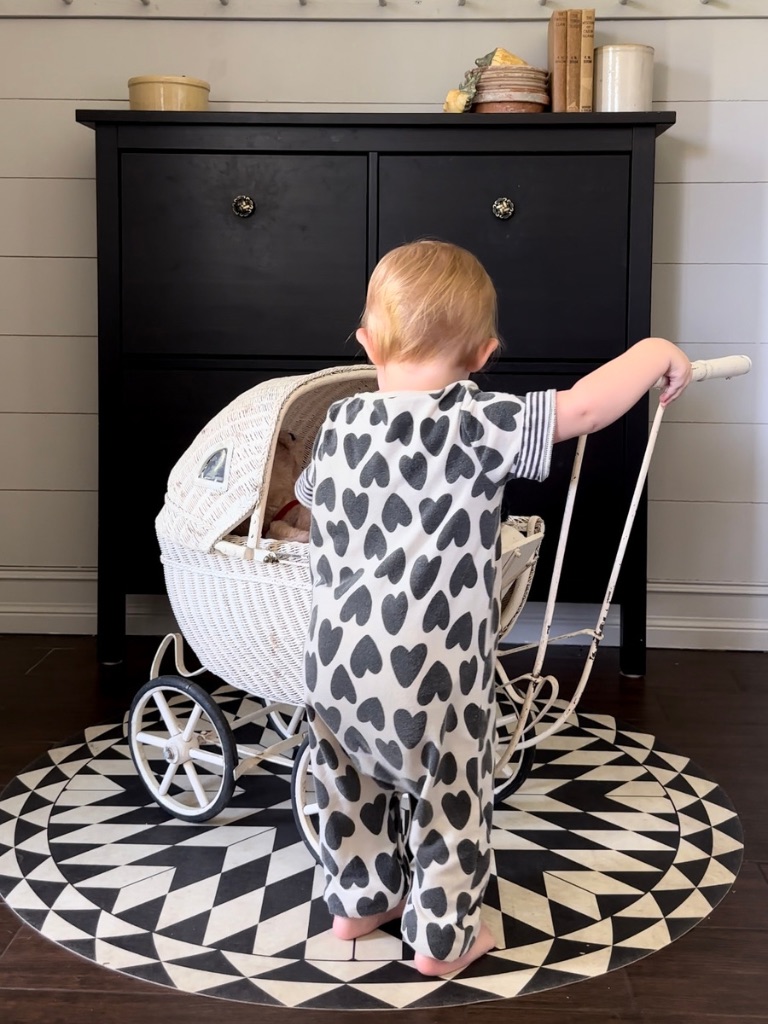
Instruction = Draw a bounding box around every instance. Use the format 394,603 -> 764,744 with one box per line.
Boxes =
156,364 -> 378,554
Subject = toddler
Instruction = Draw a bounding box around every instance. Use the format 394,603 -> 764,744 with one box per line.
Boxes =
295,240 -> 691,976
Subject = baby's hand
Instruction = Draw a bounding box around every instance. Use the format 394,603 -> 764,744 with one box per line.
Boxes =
658,346 -> 693,406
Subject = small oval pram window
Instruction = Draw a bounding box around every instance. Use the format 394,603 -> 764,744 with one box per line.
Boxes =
199,448 -> 229,487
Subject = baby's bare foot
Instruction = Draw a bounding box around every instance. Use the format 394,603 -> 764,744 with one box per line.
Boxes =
413,922 -> 496,977
332,900 -> 406,941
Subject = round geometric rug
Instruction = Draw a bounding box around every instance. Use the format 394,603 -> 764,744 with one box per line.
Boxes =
0,688 -> 743,1011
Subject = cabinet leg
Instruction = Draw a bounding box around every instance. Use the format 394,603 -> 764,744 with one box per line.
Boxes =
619,600 -> 646,678
97,582 -> 126,665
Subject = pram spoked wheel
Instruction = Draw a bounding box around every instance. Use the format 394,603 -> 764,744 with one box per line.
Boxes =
128,675 -> 238,822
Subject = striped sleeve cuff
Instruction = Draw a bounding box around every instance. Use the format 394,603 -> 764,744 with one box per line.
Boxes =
294,466 -> 314,508
518,389 -> 556,482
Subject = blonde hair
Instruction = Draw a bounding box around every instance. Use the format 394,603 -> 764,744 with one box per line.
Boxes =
361,240 -> 499,364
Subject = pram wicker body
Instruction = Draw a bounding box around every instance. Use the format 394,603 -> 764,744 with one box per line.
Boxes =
155,365 -> 379,704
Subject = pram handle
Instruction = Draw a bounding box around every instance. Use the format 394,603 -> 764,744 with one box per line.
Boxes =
690,354 -> 752,382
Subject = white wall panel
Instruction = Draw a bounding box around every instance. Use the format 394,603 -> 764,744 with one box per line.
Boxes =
0,413 -> 97,491
649,423 -> 767,504
0,491 -> 97,568
651,263 -> 768,345
0,337 -> 98,414
0,258 -> 96,336
0,179 -> 96,257
654,182 -> 768,265
654,101 -> 768,185
648,500 -> 768,585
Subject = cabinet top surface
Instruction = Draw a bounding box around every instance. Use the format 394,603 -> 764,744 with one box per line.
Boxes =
76,109 -> 675,135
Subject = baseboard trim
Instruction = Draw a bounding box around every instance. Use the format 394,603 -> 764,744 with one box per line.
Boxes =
0,585 -> 765,651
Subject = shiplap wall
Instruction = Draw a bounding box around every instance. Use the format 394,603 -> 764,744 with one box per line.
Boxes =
0,11 -> 765,648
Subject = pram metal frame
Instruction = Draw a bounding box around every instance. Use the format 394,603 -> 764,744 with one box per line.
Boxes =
127,355 -> 751,854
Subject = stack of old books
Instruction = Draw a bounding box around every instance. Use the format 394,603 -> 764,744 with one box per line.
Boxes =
547,8 -> 595,113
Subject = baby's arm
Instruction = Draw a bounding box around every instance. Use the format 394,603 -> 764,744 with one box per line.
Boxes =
554,337 -> 692,443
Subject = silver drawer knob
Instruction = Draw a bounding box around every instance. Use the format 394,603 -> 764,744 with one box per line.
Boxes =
492,197 -> 515,220
232,195 -> 255,218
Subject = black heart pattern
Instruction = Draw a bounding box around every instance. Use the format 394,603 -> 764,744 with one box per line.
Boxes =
413,796 -> 433,828
344,397 -> 365,423
438,383 -> 466,410
479,510 -> 497,550
476,443 -> 503,473
357,696 -> 385,730
344,725 -> 371,755
385,411 -> 413,446
391,643 -> 427,687
315,554 -> 332,587
382,591 -> 408,635
399,452 -> 428,490
393,708 -> 427,749
315,738 -> 339,770
422,591 -> 449,633
364,523 -> 387,561
340,585 -> 372,626
329,663 -> 356,704
417,660 -> 452,705
472,473 -> 497,500
416,830 -> 450,868
315,477 -> 336,511
446,611 -> 473,651
376,738 -> 403,770
318,619 -> 342,666
460,410 -> 485,444
342,488 -> 369,529
343,432 -> 372,468
336,764 -> 361,802
459,656 -> 478,695
420,415 -> 449,456
370,399 -> 388,425
419,494 -> 452,534
437,509 -> 471,550
319,428 -> 338,457
315,701 -> 341,734
436,751 -> 458,785
340,855 -> 369,889
449,553 -> 478,596
350,635 -> 383,678
375,851 -> 403,894
410,554 -> 441,600
304,651 -> 317,691
420,886 -> 448,917
357,892 -> 389,917
442,790 -> 472,830
374,547 -> 406,584
360,792 -> 387,835
445,444 -> 475,483
426,922 -> 456,960
360,451 -> 390,488
328,520 -> 350,557
325,810 -> 355,850
382,494 -> 412,532
482,398 -> 522,430
334,567 -> 363,599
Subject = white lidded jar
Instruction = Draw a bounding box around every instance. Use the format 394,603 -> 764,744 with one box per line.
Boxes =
594,45 -> 654,112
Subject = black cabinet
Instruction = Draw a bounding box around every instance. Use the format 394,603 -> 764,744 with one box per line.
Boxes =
77,111 -> 674,673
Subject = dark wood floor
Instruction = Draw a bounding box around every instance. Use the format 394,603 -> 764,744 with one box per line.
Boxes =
0,634 -> 766,1023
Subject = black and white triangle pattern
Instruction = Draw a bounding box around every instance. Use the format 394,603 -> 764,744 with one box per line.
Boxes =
0,693 -> 743,1010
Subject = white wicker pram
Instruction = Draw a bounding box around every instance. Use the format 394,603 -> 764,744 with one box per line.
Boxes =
127,357 -> 751,860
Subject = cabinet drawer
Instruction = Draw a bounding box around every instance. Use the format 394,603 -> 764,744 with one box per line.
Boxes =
121,153 -> 368,357
378,154 -> 630,362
